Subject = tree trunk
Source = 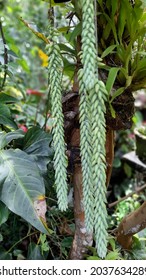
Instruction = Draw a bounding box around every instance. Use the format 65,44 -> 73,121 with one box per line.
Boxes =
106,127 -> 114,187
67,128 -> 93,259
67,126 -> 115,259
69,162 -> 93,259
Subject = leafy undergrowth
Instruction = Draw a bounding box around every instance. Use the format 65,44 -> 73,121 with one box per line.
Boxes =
0,208 -> 74,260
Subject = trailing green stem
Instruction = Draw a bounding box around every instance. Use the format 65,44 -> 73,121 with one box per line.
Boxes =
78,69 -> 94,233
46,29 -> 68,211
78,0 -> 108,258
91,81 -> 108,258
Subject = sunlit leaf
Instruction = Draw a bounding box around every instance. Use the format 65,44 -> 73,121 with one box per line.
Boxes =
105,250 -> 120,260
19,17 -> 49,44
38,49 -> 48,67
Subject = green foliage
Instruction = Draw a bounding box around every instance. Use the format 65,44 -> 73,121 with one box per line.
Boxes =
1,0 -> 146,261
46,25 -> 68,211
0,201 -> 9,226
78,0 -> 108,258
114,197 -> 140,223
0,128 -> 53,234
86,236 -> 123,260
97,0 -> 146,104
138,126 -> 146,136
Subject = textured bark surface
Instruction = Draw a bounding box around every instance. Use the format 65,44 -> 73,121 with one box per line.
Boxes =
69,162 -> 93,259
115,201 -> 146,249
106,128 -> 114,187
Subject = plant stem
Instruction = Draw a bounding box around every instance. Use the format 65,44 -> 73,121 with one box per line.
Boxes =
7,231 -> 38,254
0,20 -> 8,91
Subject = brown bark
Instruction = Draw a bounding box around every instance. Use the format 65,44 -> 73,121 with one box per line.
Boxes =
105,127 -> 114,187
63,87 -> 115,259
68,126 -> 114,259
69,162 -> 93,259
115,201 -> 146,249
68,128 -> 93,259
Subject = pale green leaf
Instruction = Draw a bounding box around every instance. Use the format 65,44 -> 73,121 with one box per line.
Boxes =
105,250 -> 120,260
109,103 -> 116,118
19,17 -> 49,44
0,132 -> 7,149
101,44 -> 117,58
0,149 -> 49,234
106,67 -> 120,94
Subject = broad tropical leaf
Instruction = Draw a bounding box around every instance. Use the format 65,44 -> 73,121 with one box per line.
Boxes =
23,126 -> 53,174
0,148 -> 49,234
0,104 -> 17,129
0,93 -> 18,104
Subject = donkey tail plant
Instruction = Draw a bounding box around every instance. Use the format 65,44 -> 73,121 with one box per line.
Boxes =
46,25 -> 68,211
78,0 -> 108,258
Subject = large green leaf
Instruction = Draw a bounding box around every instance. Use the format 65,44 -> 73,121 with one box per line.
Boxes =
0,130 -> 25,150
23,127 -> 53,174
5,129 -> 25,145
0,93 -> 18,104
0,148 -> 49,234
0,104 -> 17,129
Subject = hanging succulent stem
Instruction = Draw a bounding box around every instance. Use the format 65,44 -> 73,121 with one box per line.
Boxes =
91,81 -> 108,258
78,70 -> 94,232
46,24 -> 68,211
78,0 -> 108,258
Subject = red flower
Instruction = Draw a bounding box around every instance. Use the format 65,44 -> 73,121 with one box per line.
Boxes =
26,89 -> 43,97
18,124 -> 28,133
